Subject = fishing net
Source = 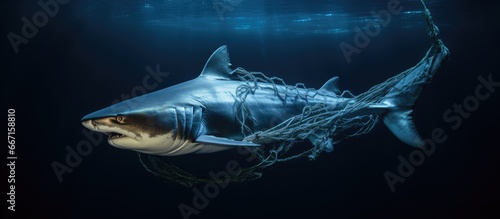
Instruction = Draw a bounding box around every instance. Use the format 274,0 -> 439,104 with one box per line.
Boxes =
139,0 -> 448,187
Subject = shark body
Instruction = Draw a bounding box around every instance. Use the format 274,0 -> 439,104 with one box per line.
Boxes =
82,45 -> 448,156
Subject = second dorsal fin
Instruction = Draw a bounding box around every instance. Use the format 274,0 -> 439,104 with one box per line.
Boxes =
319,76 -> 341,95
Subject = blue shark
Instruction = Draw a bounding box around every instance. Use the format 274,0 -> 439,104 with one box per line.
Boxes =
81,45 -> 448,156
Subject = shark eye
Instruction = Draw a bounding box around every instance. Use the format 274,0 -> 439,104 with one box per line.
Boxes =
116,115 -> 125,123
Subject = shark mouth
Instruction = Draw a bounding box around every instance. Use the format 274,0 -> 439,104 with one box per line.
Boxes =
108,132 -> 127,140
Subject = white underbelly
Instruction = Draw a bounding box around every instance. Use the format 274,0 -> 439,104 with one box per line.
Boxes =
159,142 -> 233,156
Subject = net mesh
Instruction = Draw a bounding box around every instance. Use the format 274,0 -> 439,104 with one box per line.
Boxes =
139,0 -> 448,187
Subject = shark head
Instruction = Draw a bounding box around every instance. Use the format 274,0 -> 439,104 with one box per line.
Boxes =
81,45 -> 262,156
81,97 -> 177,154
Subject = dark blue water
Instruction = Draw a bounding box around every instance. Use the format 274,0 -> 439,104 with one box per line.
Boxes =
3,0 -> 499,218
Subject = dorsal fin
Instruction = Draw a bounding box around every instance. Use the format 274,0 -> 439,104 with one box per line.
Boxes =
198,45 -> 233,80
319,76 -> 341,95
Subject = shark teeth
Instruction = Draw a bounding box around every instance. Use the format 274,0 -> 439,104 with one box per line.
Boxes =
108,132 -> 126,139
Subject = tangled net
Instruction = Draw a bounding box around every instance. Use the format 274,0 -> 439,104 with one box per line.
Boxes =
139,0 -> 448,187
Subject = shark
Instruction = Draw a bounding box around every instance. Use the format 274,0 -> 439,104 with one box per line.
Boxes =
81,44 -> 449,156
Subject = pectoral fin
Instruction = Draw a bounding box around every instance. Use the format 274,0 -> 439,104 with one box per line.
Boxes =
195,135 -> 261,147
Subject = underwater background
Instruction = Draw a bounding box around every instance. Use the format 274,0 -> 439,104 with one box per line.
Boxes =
2,0 -> 499,218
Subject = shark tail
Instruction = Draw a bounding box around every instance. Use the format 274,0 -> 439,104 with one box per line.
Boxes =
381,53 -> 445,148
380,5 -> 449,148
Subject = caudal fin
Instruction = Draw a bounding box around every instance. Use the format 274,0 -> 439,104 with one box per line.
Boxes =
382,2 -> 449,148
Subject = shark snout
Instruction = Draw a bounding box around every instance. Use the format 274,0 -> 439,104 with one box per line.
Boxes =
81,119 -> 96,131
81,117 -> 113,131
81,106 -> 121,132
81,116 -> 138,141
